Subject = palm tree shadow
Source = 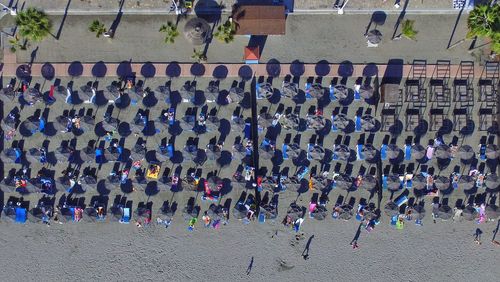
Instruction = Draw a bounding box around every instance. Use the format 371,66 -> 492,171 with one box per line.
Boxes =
55,0 -> 72,40
109,0 -> 125,38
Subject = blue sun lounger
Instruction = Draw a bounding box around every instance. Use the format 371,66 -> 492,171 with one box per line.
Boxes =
95,148 -> 104,164
69,207 -> 76,221
381,144 -> 388,160
121,208 -> 131,224
39,118 -> 46,133
331,114 -> 338,132
406,178 -> 412,189
405,144 -> 411,160
258,212 -> 265,223
15,148 -> 22,163
167,144 -> 174,158
355,115 -> 362,132
354,86 -> 360,101
329,84 -> 336,101
168,108 -> 175,126
244,123 -> 251,139
304,82 -> 312,100
282,144 -> 289,160
297,166 -> 309,180
357,144 -> 364,160
307,144 -> 313,160
15,207 -> 27,223
256,83 -> 263,99
382,175 -> 388,190
479,144 -> 486,161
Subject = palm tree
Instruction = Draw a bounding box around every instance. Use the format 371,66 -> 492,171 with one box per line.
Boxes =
467,4 -> 500,53
401,19 -> 418,40
89,20 -> 107,38
213,20 -> 236,43
191,49 -> 207,63
15,7 -> 52,42
159,22 -> 179,44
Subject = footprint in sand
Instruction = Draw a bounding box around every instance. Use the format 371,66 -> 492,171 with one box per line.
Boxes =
277,258 -> 295,272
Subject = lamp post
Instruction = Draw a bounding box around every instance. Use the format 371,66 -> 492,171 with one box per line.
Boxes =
337,0 -> 350,15
0,2 -> 16,16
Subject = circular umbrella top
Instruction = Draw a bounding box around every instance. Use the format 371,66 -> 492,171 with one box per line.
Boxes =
229,86 -> 245,100
457,145 -> 474,160
367,29 -> 382,44
412,174 -> 427,191
280,113 -> 300,130
338,204 -> 354,220
23,88 -> 43,104
258,113 -> 274,128
101,118 -> 119,132
332,114 -> 350,130
258,83 -> 274,99
384,201 -> 399,216
438,205 -> 453,220
462,205 -> 478,221
458,175 -> 475,191
485,174 -> 499,190
362,144 -> 377,160
180,84 -> 196,98
205,84 -> 219,100
359,85 -> 374,99
309,145 -> 325,160
310,176 -> 329,190
485,205 -> 498,219
2,115 -> 17,131
434,144 -> 451,159
307,115 -> 326,130
413,205 -> 425,219
311,206 -> 327,220
22,118 -> 40,132
231,116 -> 246,131
359,174 -> 377,190
183,17 -> 211,46
434,176 -> 450,191
361,115 -> 377,131
335,174 -> 353,190
281,82 -> 298,98
411,144 -> 426,160
308,83 -> 325,99
386,144 -> 401,160
386,174 -> 402,191
288,143 -> 302,159
486,144 -> 498,159
334,85 -> 350,100
333,144 -> 351,161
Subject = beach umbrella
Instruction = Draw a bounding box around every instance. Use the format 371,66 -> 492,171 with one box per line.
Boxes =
53,115 -> 71,131
232,144 -> 247,160
1,115 -> 17,131
308,83 -> 324,99
259,147 -> 274,160
106,174 -> 121,188
334,85 -> 349,100
287,143 -> 302,159
486,144 -> 499,159
206,145 -> 222,160
55,146 -> 73,161
21,118 -> 40,133
26,148 -> 44,163
101,118 -> 119,132
286,203 -> 303,221
462,205 -> 478,221
458,175 -> 475,192
183,17 -> 210,45
180,116 -> 195,130
79,85 -> 93,99
183,145 -> 198,161
229,86 -> 245,100
104,147 -> 120,161
362,144 -> 377,161
0,176 -> 17,192
183,175 -> 199,192
362,206 -> 378,221
384,201 -> 399,216
281,82 -> 298,98
359,174 -> 377,191
434,176 -> 450,191
106,82 -> 121,99
485,174 -> 499,190
206,176 -> 223,192
2,148 -> 21,163
258,113 -> 274,128
309,145 -> 325,160
412,174 -> 427,191
132,176 -> 148,191
339,205 -> 354,220
261,176 -> 277,191
79,175 -> 97,191
457,145 -> 474,160
80,116 -> 95,132
1,84 -> 15,100
359,85 -> 374,99
335,174 -> 353,190
205,84 -> 219,101
311,206 -> 327,220
131,144 -> 147,161
333,144 -> 351,161
413,205 -> 425,220
367,29 -> 383,44
258,83 -> 274,99
261,205 -> 278,219
282,176 -> 302,192
485,205 -> 499,219
179,84 -> 196,100
361,115 -> 377,131
411,144 -> 426,160
438,205 -> 453,220
307,115 -> 326,131
233,203 -> 248,220
156,84 -> 171,96
386,144 -> 401,160
23,88 -> 43,104
332,114 -> 350,130
434,144 -> 451,159
80,146 -> 94,162
310,175 -> 329,191
206,116 -> 220,132
280,113 -> 300,130
386,174 -> 402,191
231,116 -> 246,131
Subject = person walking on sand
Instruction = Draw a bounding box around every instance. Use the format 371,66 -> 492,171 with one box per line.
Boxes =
474,228 -> 483,245
246,257 -> 254,275
350,223 -> 363,245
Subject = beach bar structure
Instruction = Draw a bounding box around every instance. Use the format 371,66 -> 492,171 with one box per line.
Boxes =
232,5 -> 286,35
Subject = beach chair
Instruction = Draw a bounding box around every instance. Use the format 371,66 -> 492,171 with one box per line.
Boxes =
357,144 -> 364,160
121,208 -> 131,224
395,196 -> 408,207
479,144 -> 486,160
282,144 -> 289,160
405,144 -> 411,160
15,207 -> 27,223
382,175 -> 388,190
304,82 -> 312,100
380,144 -> 388,160
168,108 -> 175,126
354,84 -> 361,101
95,148 -> 104,164
355,115 -> 362,132
307,144 -> 312,160
297,166 -> 309,180
167,144 -> 174,158
329,84 -> 336,101
390,215 -> 398,225
258,212 -> 265,223
331,114 -> 338,132
244,123 -> 251,139
256,82 -> 262,99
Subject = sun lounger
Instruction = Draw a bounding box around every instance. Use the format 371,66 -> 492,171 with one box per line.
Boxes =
167,144 -> 174,158
354,84 -> 361,101
244,123 -> 251,139
331,114 -> 338,132
121,208 -> 130,224
329,84 -> 336,101
395,196 -> 408,207
258,212 -> 265,223
297,166 -> 309,180
15,207 -> 27,223
380,144 -> 387,160
357,144 -> 364,160
479,144 -> 486,160
256,83 -> 262,99
304,82 -> 312,100
307,144 -> 312,160
382,175 -> 388,190
95,148 -> 104,164
390,215 -> 398,225
405,144 -> 411,160
426,146 -> 434,160
282,144 -> 289,160
355,115 -> 362,132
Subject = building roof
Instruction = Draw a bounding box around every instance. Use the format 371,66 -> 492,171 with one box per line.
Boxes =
232,5 -> 286,35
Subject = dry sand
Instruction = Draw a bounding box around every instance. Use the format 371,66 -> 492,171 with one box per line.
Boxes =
1,211 -> 499,281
